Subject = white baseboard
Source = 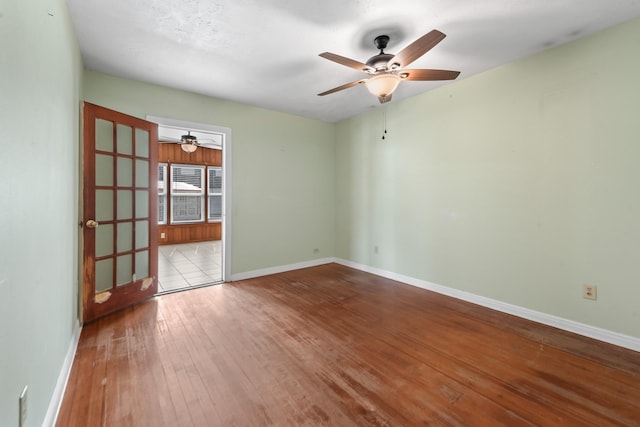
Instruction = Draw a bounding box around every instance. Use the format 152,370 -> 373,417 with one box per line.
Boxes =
335,258 -> 640,353
231,257 -> 336,281
44,321 -> 82,427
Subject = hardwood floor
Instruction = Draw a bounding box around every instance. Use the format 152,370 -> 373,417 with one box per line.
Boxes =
57,263 -> 640,426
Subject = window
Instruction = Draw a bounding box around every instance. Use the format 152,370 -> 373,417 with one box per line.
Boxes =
158,164 -> 224,225
208,167 -> 223,221
170,165 -> 205,223
158,163 -> 167,224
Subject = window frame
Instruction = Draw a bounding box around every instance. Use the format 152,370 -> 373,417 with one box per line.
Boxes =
169,164 -> 206,224
158,163 -> 168,225
207,166 -> 223,222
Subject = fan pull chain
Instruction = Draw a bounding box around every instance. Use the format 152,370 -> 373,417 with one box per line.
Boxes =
381,107 -> 388,140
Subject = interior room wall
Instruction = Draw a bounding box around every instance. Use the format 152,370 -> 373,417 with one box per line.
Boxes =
2,4 -> 637,425
0,0 -> 83,425
335,18 -> 640,339
82,71 -> 336,275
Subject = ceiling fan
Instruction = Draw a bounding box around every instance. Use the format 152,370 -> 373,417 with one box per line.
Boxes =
158,130 -> 222,153
318,29 -> 460,103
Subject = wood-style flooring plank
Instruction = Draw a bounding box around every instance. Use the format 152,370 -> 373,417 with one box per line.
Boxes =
57,263 -> 640,426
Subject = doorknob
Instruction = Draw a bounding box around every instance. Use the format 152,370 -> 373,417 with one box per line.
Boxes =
85,219 -> 99,229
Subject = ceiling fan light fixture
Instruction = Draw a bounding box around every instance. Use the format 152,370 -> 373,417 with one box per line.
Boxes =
318,30 -> 459,103
181,142 -> 198,153
365,73 -> 401,98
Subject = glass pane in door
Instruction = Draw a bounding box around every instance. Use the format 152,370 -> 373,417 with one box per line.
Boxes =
117,124 -> 133,155
95,259 -> 113,293
95,190 -> 113,222
136,159 -> 149,188
95,154 -> 113,187
95,224 -> 113,258
116,254 -> 133,286
135,220 -> 149,248
95,119 -> 113,152
136,191 -> 149,218
117,190 -> 133,220
135,129 -> 149,158
117,157 -> 133,187
117,222 -> 133,253
135,250 -> 149,279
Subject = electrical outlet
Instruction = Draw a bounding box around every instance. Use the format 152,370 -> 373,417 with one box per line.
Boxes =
374,245 -> 379,254
583,284 -> 597,300
19,386 -> 28,427
160,232 -> 166,239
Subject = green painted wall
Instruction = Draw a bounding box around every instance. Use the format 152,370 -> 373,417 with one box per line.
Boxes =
83,71 -> 336,274
0,0 -> 82,425
336,18 -> 640,338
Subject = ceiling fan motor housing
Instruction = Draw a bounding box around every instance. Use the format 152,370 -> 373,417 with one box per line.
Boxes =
181,134 -> 197,144
366,53 -> 395,71
367,35 -> 398,71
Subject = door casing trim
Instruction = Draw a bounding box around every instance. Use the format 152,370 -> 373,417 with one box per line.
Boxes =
146,115 -> 232,282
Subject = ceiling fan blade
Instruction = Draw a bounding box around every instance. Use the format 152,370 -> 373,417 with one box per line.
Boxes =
318,79 -> 367,96
198,141 -> 222,149
158,136 -> 181,143
388,30 -> 446,69
319,52 -> 373,73
378,94 -> 392,104
400,69 -> 460,81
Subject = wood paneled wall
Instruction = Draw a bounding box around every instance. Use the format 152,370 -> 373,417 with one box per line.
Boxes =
159,143 -> 222,166
159,143 -> 222,245
159,222 -> 221,245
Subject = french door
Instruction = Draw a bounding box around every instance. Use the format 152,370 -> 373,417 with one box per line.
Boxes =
81,102 -> 158,322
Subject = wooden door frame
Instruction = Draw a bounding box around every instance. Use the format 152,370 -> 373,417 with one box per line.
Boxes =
81,102 -> 159,322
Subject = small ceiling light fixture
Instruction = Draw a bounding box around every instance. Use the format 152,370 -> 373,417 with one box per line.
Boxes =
180,132 -> 198,153
365,73 -> 401,98
181,141 -> 198,153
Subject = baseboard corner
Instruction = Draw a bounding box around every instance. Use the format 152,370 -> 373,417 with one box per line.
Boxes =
231,257 -> 337,281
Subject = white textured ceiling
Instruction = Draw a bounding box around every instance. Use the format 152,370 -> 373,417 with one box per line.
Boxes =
67,0 -> 640,122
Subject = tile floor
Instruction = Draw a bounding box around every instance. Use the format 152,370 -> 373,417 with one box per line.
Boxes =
157,241 -> 222,293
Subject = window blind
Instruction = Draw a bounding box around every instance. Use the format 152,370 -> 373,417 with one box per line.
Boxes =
171,165 -> 205,223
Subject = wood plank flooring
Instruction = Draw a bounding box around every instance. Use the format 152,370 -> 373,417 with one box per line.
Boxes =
56,263 -> 640,426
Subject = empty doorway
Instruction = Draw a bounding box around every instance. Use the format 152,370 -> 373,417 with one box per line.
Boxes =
148,115 -> 232,293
